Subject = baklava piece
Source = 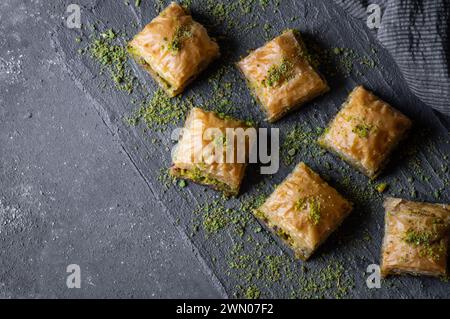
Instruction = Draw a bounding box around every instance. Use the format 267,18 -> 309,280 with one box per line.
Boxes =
170,107 -> 253,196
237,30 -> 329,122
128,2 -> 220,96
318,86 -> 412,179
381,198 -> 450,278
254,162 -> 352,260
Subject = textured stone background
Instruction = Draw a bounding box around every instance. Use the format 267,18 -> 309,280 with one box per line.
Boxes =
0,0 -> 449,298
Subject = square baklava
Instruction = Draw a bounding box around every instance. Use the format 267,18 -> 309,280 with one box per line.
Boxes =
170,107 -> 253,196
318,86 -> 412,179
381,197 -> 450,278
128,2 -> 220,96
237,30 -> 329,122
254,162 -> 353,260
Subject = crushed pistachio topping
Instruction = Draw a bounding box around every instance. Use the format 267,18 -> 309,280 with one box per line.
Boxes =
262,58 -> 294,87
403,229 -> 434,246
167,24 -> 193,54
352,124 -> 372,138
295,197 -> 321,225
294,198 -> 307,211
309,199 -> 321,225
403,229 -> 442,260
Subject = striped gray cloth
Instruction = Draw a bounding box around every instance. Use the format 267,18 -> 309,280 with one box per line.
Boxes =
334,0 -> 450,116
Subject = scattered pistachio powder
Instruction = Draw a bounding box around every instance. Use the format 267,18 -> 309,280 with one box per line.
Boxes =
202,65 -> 235,114
206,0 -> 237,27
203,0 -> 280,32
301,38 -> 379,78
244,285 -> 261,299
203,203 -> 233,233
401,128 -> 449,197
238,0 -> 255,13
282,125 -> 324,166
157,168 -> 177,191
86,29 -> 136,93
296,262 -> 355,299
192,191 -> 267,237
229,237 -> 354,299
199,65 -> 255,125
126,89 -> 193,131
337,166 -> 379,204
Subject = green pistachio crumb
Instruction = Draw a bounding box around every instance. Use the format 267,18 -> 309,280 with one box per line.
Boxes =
375,183 -> 388,193
308,198 -> 321,225
244,285 -> 261,299
295,197 -> 321,225
352,124 -> 372,138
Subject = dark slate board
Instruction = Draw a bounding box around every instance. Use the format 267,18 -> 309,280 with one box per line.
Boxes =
51,0 -> 449,298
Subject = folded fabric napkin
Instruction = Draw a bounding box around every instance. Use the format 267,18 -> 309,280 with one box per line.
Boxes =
333,0 -> 450,116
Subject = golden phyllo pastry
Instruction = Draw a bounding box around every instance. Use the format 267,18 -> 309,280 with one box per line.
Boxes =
128,2 -> 220,96
318,86 -> 412,179
381,198 -> 450,278
237,30 -> 329,122
254,162 -> 352,260
170,108 -> 253,196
